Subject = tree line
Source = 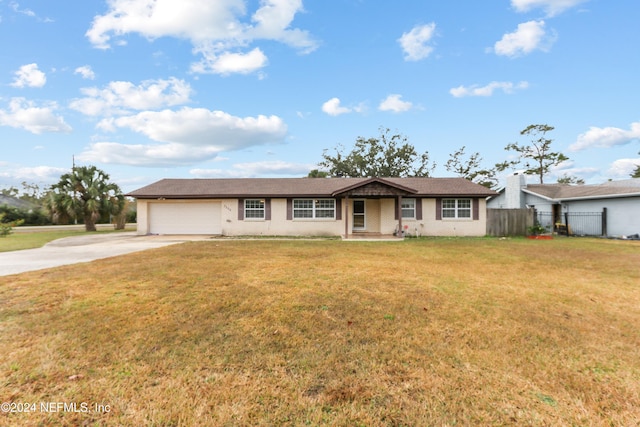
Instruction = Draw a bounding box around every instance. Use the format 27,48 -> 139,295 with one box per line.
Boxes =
311,124 -> 634,186
1,166 -> 131,232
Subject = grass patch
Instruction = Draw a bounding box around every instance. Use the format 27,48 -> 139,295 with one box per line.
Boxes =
0,230 -> 124,252
1,238 -> 639,425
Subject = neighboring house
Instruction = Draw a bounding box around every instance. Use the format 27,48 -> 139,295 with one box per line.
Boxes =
0,194 -> 37,211
127,177 -> 496,238
488,174 -> 640,237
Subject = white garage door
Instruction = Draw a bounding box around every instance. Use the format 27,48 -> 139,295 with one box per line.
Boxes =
149,202 -> 221,235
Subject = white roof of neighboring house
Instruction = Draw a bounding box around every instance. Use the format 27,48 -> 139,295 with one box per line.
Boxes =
490,178 -> 640,203
524,179 -> 640,201
0,194 -> 37,210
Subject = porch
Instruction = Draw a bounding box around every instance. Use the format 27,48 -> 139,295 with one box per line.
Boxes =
332,178 -> 418,240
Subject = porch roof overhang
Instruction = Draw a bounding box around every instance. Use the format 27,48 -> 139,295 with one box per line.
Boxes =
331,177 -> 418,197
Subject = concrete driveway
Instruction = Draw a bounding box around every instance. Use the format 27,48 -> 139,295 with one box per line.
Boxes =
0,232 -> 209,276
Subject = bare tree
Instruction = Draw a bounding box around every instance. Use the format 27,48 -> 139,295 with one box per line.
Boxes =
497,124 -> 569,184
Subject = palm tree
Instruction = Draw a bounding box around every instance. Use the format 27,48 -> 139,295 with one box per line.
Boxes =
47,166 -> 125,231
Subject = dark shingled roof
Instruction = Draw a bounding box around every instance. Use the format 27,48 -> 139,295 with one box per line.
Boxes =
127,177 -> 496,199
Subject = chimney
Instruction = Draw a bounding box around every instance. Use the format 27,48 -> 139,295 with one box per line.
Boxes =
505,173 -> 526,209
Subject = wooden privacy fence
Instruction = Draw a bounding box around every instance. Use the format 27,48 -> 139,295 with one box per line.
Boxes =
486,208 -> 535,236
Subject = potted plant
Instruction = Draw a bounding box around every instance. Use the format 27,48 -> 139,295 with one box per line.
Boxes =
527,223 -> 553,240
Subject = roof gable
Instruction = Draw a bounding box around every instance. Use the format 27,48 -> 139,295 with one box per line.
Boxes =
331,177 -> 417,197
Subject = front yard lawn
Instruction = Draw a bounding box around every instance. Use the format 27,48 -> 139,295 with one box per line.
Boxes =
1,238 -> 639,425
0,229 -> 128,252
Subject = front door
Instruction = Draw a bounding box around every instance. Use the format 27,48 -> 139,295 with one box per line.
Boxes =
353,200 -> 366,231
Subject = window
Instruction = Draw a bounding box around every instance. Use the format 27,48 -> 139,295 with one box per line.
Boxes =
244,199 -> 265,219
293,199 -> 335,219
401,198 -> 416,219
315,199 -> 336,218
442,199 -> 471,219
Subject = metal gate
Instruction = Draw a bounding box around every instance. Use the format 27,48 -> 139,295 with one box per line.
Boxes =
537,210 -> 605,236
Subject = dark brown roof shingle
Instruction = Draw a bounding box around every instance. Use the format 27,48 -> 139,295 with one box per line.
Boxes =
127,177 -> 496,199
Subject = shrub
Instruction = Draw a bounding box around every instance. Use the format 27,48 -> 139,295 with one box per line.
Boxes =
527,223 -> 548,236
0,205 -> 52,226
0,213 -> 24,237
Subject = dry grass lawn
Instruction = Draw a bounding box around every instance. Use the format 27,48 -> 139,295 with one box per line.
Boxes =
1,237 -> 639,426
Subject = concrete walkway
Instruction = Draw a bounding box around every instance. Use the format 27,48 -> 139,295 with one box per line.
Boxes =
0,232 -> 210,277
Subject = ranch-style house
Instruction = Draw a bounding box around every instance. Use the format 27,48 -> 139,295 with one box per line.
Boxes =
127,177 -> 496,238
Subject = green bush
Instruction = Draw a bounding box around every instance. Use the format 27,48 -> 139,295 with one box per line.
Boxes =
0,205 -> 52,226
0,213 -> 24,237
527,223 -> 548,236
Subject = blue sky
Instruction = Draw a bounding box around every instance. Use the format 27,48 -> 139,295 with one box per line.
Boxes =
1,0 -> 639,193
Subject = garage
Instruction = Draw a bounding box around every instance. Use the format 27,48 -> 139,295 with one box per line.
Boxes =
148,202 -> 221,235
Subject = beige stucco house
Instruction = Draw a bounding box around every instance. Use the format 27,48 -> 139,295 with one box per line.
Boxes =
127,177 -> 496,238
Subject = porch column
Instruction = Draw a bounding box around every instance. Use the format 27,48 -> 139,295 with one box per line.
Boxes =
344,195 -> 349,239
398,195 -> 403,237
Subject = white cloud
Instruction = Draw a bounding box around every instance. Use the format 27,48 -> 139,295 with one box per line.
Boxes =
86,0 -> 317,75
69,77 -> 192,116
493,20 -> 556,57
81,107 -> 288,166
233,160 -> 314,175
9,2 -> 35,17
11,63 -> 46,88
248,0 -> 317,53
550,160 -> 599,180
398,23 -> 436,61
103,107 -> 286,146
378,94 -> 413,113
608,158 -> 640,178
191,47 -> 268,75
511,0 -> 588,17
77,142 -> 222,166
450,81 -> 529,97
569,122 -> 640,151
191,160 -> 314,177
74,65 -> 96,80
3,165 -> 68,182
321,98 -> 352,116
0,98 -> 72,134
8,2 -> 53,21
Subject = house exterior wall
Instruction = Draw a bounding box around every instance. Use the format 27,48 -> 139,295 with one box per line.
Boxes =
137,197 -> 489,237
412,199 -> 487,237
487,191 -> 506,209
563,197 -> 639,237
223,198 -> 344,237
523,193 -> 556,213
380,199 -> 397,234
363,199 -> 381,233
137,199 -> 149,234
